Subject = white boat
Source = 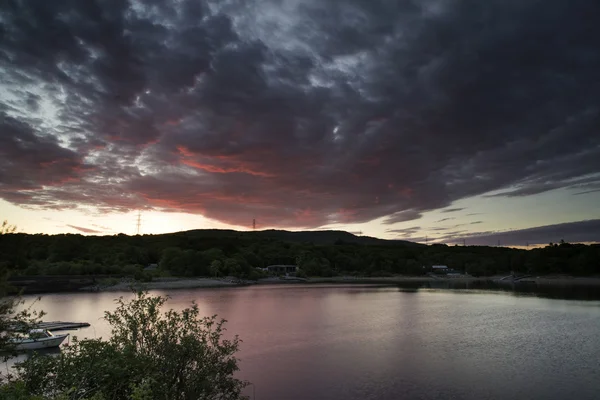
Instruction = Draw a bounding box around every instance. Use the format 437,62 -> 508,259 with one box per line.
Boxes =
9,329 -> 69,351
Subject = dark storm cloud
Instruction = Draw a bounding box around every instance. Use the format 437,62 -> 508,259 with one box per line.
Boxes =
441,220 -> 600,247
0,113 -> 85,196
0,0 -> 599,227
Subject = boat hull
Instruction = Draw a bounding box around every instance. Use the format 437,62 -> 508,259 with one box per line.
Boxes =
13,334 -> 69,351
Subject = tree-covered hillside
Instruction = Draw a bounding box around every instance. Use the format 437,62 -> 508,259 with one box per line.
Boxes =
0,229 -> 598,279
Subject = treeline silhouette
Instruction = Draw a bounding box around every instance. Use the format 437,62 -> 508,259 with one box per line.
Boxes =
0,230 -> 598,279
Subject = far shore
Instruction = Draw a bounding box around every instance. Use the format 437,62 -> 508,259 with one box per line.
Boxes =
80,277 -> 243,292
76,275 -> 600,293
10,274 -> 600,295
80,275 -> 486,293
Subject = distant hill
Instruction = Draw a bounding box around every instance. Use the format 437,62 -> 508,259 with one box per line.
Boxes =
253,229 -> 421,246
164,228 -> 422,247
1,227 -> 597,281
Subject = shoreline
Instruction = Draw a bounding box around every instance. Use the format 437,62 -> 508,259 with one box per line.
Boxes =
11,275 -> 600,295
83,275 -> 600,293
80,277 -> 244,292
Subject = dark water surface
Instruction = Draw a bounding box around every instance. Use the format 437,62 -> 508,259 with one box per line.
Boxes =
19,284 -> 600,400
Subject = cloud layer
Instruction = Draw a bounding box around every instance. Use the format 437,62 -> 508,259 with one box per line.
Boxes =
442,219 -> 600,247
1,0 -> 599,228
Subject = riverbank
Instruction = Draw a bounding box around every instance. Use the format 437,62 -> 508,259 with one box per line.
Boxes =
84,275 -> 487,292
79,277 -> 247,292
10,274 -> 600,294
82,275 -> 600,292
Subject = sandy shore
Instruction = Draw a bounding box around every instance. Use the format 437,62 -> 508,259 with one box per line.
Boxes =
80,275 -> 600,292
81,277 -> 245,292
81,276 -> 450,292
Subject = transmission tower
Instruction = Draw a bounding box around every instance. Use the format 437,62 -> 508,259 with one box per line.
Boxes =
136,211 -> 142,235
252,218 -> 256,231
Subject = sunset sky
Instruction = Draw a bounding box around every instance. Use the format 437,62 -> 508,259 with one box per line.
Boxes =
1,0 -> 599,246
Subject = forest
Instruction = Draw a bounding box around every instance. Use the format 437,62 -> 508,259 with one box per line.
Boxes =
0,229 -> 598,280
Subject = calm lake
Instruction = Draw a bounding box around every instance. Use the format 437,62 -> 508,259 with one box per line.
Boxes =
17,284 -> 600,400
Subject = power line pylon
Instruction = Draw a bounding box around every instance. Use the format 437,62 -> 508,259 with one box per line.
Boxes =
136,211 -> 141,235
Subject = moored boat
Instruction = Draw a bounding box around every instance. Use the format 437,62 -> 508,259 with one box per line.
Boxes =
9,329 -> 69,351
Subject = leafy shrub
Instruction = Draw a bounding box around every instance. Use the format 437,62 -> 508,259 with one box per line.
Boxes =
7,292 -> 248,400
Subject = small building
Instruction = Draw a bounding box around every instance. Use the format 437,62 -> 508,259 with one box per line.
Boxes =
429,265 -> 463,275
263,265 -> 298,275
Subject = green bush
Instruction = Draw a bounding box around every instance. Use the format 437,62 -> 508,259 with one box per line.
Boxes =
295,269 -> 308,279
5,292 -> 248,400
98,278 -> 119,287
133,270 -> 153,282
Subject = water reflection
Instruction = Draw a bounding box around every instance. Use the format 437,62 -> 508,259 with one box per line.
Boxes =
2,347 -> 63,377
8,284 -> 600,400
398,280 -> 600,300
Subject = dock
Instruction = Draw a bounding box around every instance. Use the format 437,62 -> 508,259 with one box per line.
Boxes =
36,321 -> 90,331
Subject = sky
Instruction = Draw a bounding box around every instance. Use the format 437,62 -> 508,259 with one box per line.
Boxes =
0,0 -> 599,247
